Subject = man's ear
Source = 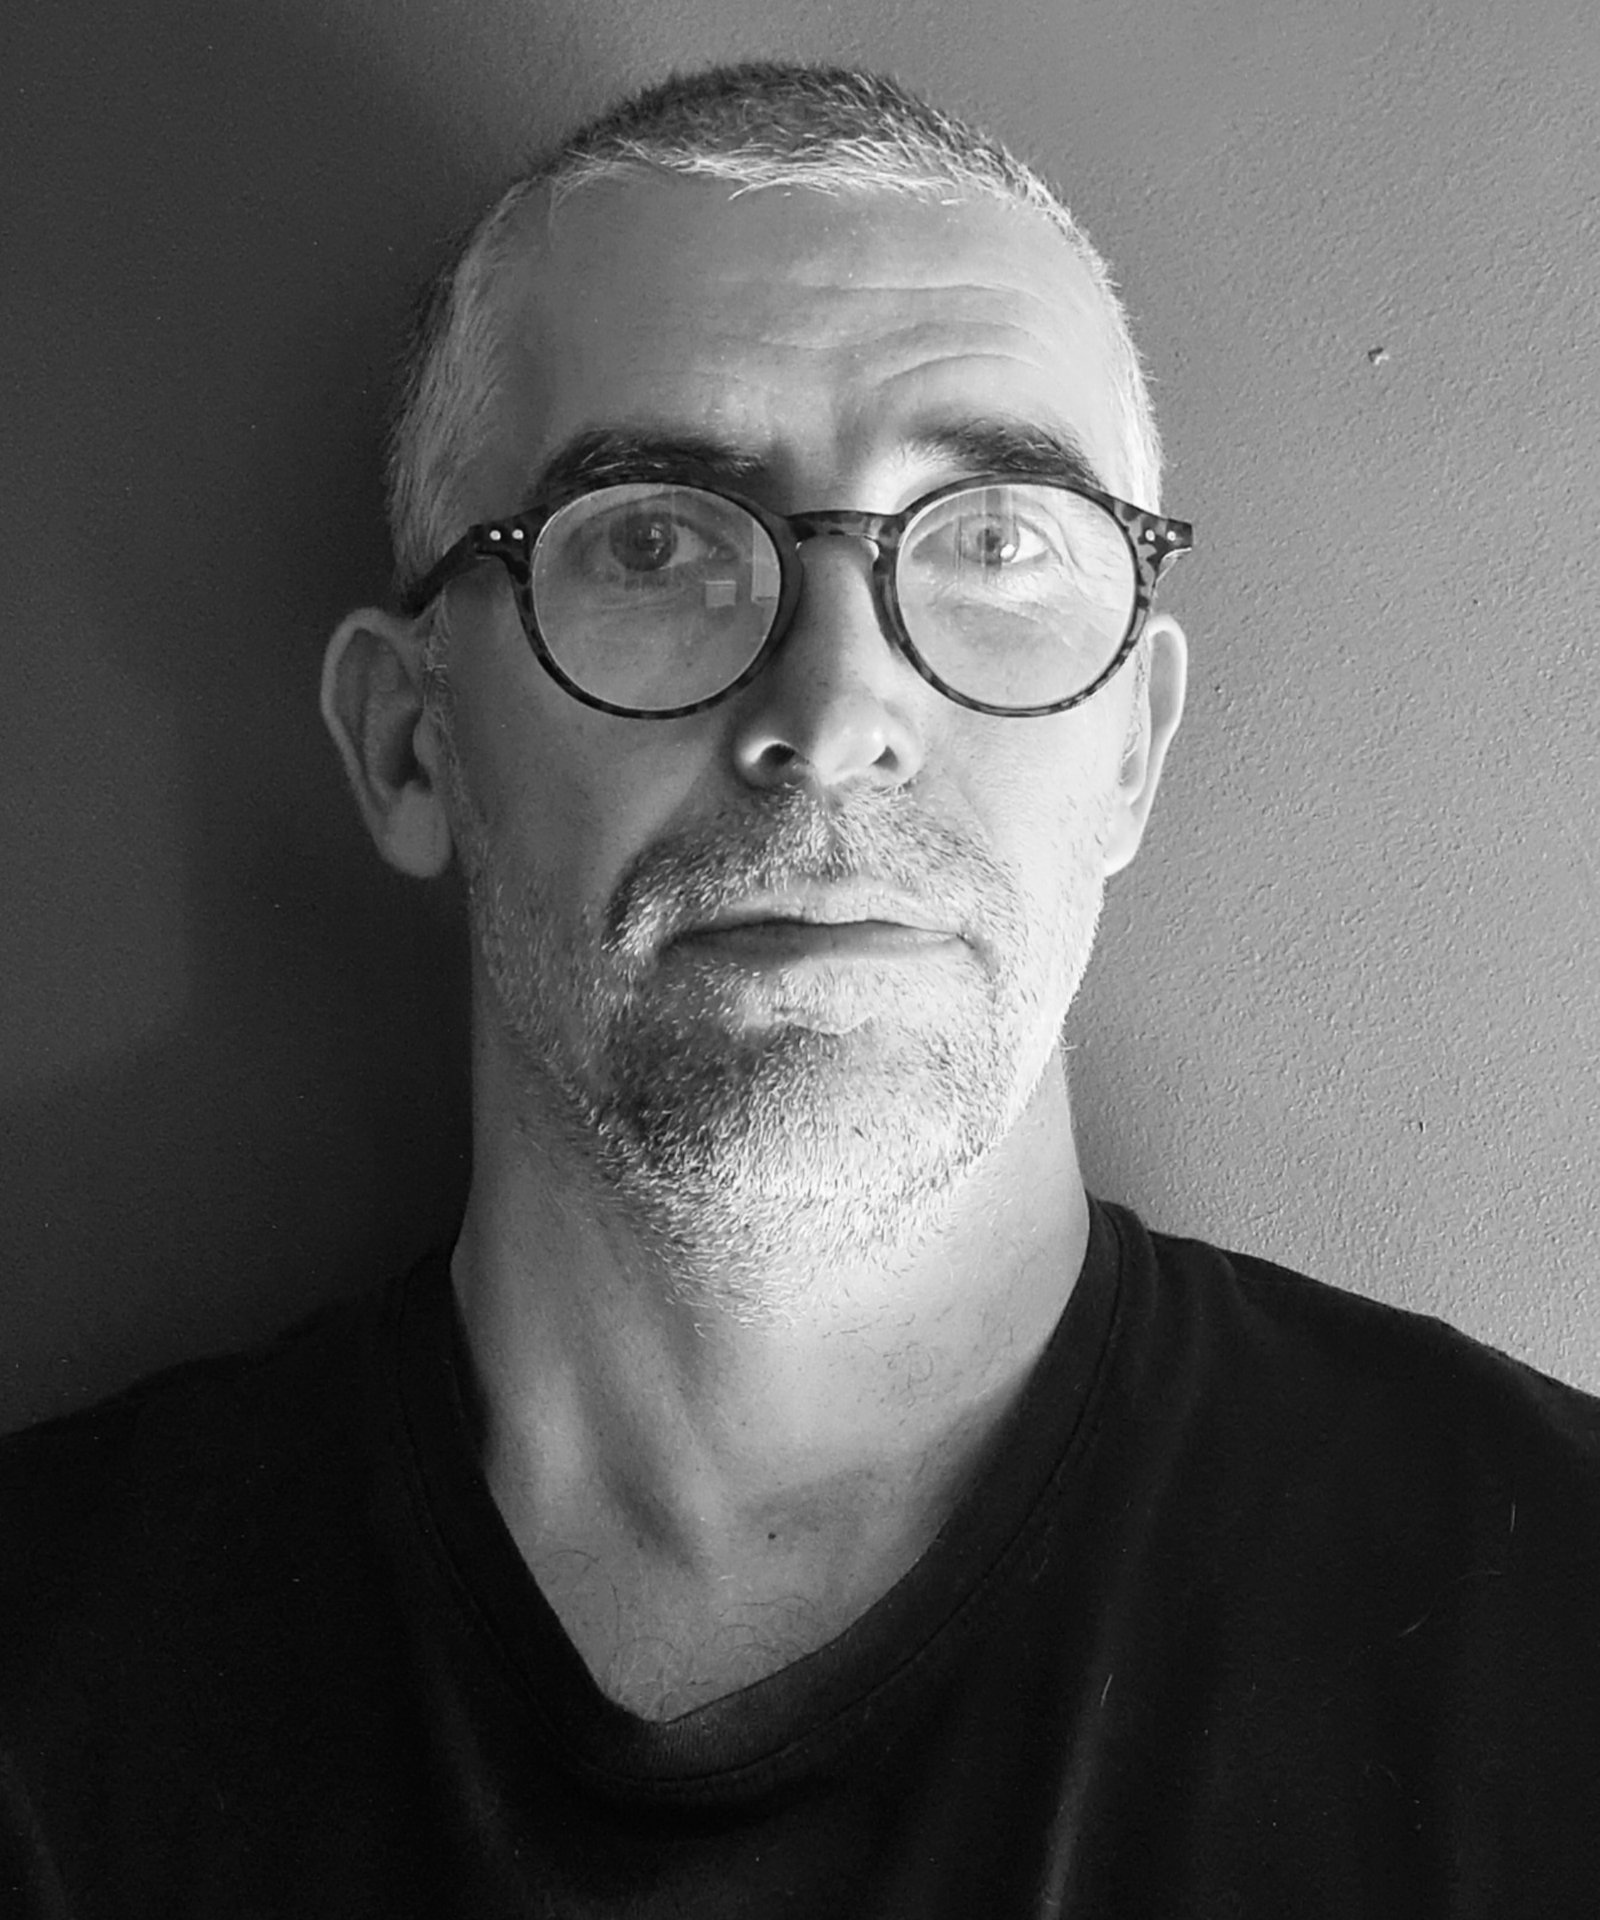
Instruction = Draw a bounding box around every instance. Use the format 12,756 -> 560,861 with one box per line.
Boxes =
320,608 -> 454,879
1102,614 -> 1188,878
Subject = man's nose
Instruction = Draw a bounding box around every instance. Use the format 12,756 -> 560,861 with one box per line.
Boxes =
727,531 -> 927,794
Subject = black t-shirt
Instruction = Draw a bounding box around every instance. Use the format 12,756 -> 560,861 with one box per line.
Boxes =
3,1197 -> 1599,1916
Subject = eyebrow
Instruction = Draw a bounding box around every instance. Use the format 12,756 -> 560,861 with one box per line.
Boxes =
522,429 -> 767,504
901,418 -> 1108,496
519,415 -> 1109,510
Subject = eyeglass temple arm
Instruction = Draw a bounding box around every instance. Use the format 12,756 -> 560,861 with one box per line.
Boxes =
400,523 -> 532,619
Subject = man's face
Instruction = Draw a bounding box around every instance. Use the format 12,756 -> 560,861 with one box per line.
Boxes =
434,177 -> 1162,1299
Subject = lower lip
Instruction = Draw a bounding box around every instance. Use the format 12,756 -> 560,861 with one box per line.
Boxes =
672,920 -> 961,964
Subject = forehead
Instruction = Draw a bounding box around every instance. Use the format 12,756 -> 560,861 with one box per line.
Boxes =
474,175 -> 1125,506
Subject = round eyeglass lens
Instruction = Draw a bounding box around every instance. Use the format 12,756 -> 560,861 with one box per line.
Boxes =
895,484 -> 1136,707
530,484 -> 783,711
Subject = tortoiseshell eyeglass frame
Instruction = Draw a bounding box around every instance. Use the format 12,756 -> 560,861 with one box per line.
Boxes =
400,471 -> 1194,721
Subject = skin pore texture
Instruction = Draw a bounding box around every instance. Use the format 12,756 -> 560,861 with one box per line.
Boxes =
324,175 -> 1187,1721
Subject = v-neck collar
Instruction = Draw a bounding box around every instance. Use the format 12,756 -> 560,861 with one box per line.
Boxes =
383,1194 -> 1127,1801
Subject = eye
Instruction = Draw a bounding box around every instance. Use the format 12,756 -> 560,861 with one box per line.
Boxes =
906,493 -> 1063,580
950,511 -> 1051,570
582,504 -> 727,579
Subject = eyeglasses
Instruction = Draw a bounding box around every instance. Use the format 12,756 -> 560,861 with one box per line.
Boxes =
402,472 -> 1193,720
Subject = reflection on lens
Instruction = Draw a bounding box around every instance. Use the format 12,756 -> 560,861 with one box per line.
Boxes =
898,484 -> 1134,706
523,478 -> 1136,715
531,485 -> 781,711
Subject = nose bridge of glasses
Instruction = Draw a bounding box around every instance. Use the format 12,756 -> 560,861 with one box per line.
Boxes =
784,507 -> 890,558
769,507 -> 902,670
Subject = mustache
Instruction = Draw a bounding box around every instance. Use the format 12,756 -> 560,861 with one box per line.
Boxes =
603,785 -> 1023,961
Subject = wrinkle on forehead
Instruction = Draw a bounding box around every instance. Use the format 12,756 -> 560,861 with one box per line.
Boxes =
511,177 -> 1103,312
498,173 -> 1113,359
478,177 -> 1128,509
676,292 -> 1087,367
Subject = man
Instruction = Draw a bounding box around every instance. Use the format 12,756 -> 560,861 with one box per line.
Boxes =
3,60 -> 1597,1918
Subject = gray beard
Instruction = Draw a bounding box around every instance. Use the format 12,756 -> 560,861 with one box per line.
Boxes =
449,760 -> 1109,1327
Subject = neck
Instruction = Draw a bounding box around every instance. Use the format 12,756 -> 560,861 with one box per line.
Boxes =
450,1026 -> 1090,1716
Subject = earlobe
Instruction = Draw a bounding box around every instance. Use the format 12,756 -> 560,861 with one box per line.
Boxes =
1102,615 -> 1188,877
320,609 -> 455,880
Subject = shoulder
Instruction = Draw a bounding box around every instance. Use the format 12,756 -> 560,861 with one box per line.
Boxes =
0,1276 -> 407,1674
0,1263 -> 453,1898
1114,1200 -> 1600,1435
1096,1200 -> 1600,1554
0,1279 -> 384,1471
1085,1204 -> 1600,1731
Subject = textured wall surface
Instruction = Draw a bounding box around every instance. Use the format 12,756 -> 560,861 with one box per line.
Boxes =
3,0 -> 1596,1430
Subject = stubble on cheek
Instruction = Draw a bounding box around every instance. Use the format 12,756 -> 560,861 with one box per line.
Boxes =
443,721 -> 1112,1241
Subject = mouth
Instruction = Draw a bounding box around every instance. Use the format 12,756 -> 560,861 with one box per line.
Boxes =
665,888 -> 966,972
677,886 -> 960,941
672,918 -> 960,962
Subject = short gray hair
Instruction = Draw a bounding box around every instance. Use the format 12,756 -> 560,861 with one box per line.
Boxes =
386,61 -> 1165,612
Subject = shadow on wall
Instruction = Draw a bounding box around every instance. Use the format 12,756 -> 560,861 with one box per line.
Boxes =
0,2 -> 625,1432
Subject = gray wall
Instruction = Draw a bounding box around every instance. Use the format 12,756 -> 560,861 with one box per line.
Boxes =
4,0 -> 1596,1432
